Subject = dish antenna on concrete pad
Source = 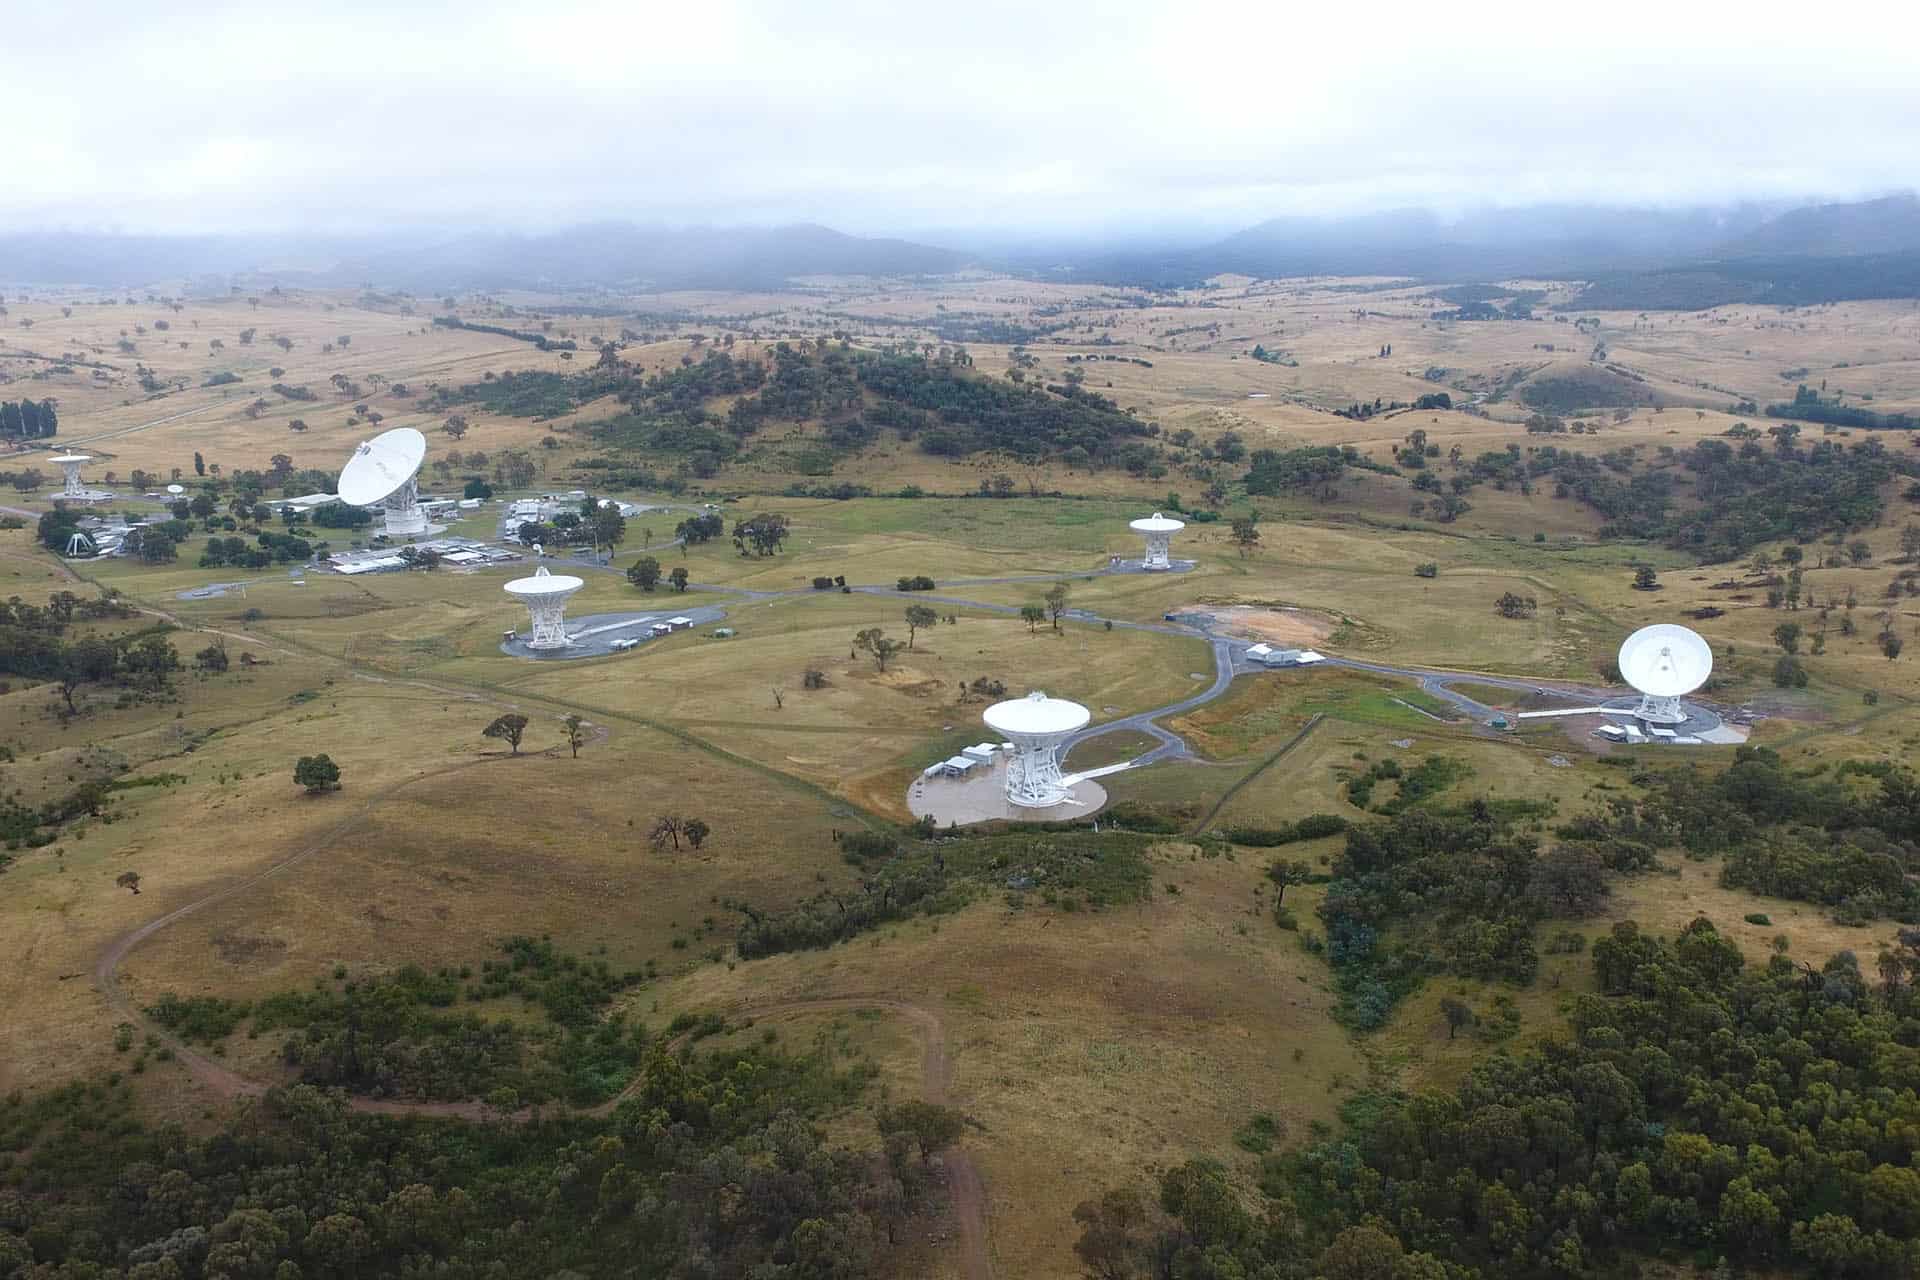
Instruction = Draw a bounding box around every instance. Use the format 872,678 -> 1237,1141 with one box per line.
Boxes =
1129,511 -> 1185,571
982,691 -> 1091,807
503,565 -> 584,650
337,427 -> 428,537
1619,623 -> 1712,726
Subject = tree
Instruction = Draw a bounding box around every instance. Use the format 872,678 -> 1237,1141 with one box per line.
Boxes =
115,870 -> 141,895
193,451 -> 206,476
1266,860 -> 1309,905
1230,513 -> 1261,557
855,627 -> 905,671
1494,592 -> 1537,619
1883,631 -> 1904,661
1773,622 -> 1802,654
562,714 -> 586,759
294,754 -> 341,794
732,512 -> 789,557
648,814 -> 684,851
1019,603 -> 1047,633
1633,565 -> 1660,591
589,506 -> 626,560
1414,562 -> 1438,578
1902,524 -> 1920,561
628,556 -> 662,592
1044,583 -> 1069,632
1072,1189 -> 1155,1280
684,817 -> 710,850
482,713 -> 529,754
1440,997 -> 1475,1040
668,565 -> 689,592
904,604 -> 937,648
443,414 -> 469,440
877,1101 -> 966,1162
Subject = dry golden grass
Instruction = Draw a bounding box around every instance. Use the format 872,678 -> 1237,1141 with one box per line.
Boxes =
646,845 -> 1363,1280
7,274 -> 1920,1276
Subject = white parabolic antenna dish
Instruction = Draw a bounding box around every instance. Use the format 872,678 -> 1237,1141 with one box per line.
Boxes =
337,427 -> 427,506
165,483 -> 184,495
983,690 -> 1091,738
1129,511 -> 1185,532
1619,624 -> 1712,698
50,453 -> 91,465
503,565 -> 584,598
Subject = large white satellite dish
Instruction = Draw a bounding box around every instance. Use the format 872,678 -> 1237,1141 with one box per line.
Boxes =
1618,623 -> 1711,726
982,691 -> 1091,808
165,483 -> 185,496
338,427 -> 428,537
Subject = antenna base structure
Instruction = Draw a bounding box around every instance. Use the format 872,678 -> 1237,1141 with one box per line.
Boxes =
983,691 -> 1091,809
1129,511 -> 1185,571
503,565 -> 584,652
49,453 -> 111,503
378,473 -> 428,538
1632,694 -> 1687,727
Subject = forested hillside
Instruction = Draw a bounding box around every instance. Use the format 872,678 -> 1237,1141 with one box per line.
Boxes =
446,340 -> 1163,475
1075,748 -> 1920,1279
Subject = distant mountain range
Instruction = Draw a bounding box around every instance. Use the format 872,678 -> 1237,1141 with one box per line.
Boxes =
4,195 -> 1919,308
0,223 -> 972,292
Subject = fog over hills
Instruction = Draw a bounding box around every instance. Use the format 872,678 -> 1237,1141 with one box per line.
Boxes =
3,195 -> 1917,307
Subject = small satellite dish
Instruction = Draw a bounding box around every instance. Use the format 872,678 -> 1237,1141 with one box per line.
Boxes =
165,483 -> 184,495
1619,623 -> 1712,726
531,542 -> 545,558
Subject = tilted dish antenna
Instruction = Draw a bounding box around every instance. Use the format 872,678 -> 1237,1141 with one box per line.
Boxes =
1618,623 -> 1712,726
337,427 -> 428,537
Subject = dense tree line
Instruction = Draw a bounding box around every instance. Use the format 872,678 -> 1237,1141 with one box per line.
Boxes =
430,314 -> 577,351
0,398 -> 57,439
0,1035 -> 949,1278
1244,446 -> 1393,497
148,938 -> 649,1106
734,827 -> 1155,959
1077,916 -> 1920,1279
1317,798 -> 1638,1029
1767,384 -> 1918,431
1569,747 -> 1920,923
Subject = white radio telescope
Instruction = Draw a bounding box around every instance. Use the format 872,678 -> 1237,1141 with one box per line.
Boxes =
982,691 -> 1091,808
49,453 -> 110,502
1619,623 -> 1712,726
1129,511 -> 1185,571
165,483 -> 185,496
503,565 -> 584,650
338,427 -> 428,537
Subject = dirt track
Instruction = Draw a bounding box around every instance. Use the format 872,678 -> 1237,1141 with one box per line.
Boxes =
91,720 -> 992,1277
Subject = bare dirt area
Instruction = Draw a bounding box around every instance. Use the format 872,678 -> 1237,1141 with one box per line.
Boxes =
1183,602 -> 1336,647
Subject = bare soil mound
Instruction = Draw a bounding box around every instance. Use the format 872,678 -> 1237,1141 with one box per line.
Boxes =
1188,603 -> 1336,647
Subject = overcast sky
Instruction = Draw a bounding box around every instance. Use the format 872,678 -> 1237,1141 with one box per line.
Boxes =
9,0 -> 1917,241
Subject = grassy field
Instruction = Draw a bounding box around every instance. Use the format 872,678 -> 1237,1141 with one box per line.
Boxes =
7,275 -> 1920,1277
